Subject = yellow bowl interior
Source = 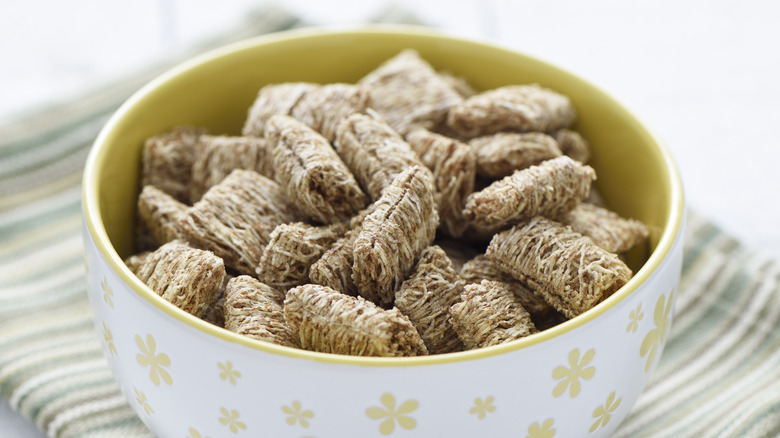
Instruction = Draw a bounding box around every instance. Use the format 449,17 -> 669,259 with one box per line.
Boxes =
83,26 -> 684,365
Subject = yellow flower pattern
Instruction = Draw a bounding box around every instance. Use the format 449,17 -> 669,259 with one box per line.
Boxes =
102,322 -> 117,356
219,407 -> 247,433
283,400 -> 314,428
134,387 -> 153,415
526,418 -> 556,438
135,334 -> 172,386
640,289 -> 674,372
469,396 -> 496,419
627,303 -> 644,333
590,391 -> 622,432
366,393 -> 418,435
552,348 -> 596,398
101,277 -> 114,308
186,428 -> 211,438
218,361 -> 241,385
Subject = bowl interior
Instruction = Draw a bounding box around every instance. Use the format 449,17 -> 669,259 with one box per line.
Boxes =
84,26 -> 683,357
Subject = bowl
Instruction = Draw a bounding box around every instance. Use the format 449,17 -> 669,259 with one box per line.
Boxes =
82,26 -> 684,437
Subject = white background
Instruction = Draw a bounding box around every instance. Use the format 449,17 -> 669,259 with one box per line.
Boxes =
2,1 -> 779,436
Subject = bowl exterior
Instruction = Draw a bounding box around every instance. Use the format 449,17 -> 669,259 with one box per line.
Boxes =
83,218 -> 682,438
82,27 -> 685,438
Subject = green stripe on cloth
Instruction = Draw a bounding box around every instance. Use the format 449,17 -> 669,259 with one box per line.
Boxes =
2,5 -> 780,438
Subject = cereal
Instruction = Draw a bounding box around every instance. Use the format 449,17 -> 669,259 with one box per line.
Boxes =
463,156 -> 596,232
242,82 -> 319,137
141,125 -> 206,203
190,135 -> 274,202
406,128 -> 476,237
449,280 -> 537,349
308,205 -> 375,295
224,276 -> 298,348
242,82 -> 368,142
447,84 -> 576,138
334,112 -> 430,201
137,185 -> 187,246
256,222 -> 347,290
284,284 -> 428,357
265,115 -> 367,223
438,71 -> 477,98
559,202 -> 649,253
358,49 -> 463,135
552,129 -> 591,164
124,251 -> 150,273
459,254 -> 554,320
131,50 -> 652,357
353,166 -> 439,307
308,227 -> 361,295
290,83 -> 370,142
486,217 -> 632,318
178,169 -> 301,275
395,246 -> 466,354
469,132 -> 562,178
130,240 -> 226,317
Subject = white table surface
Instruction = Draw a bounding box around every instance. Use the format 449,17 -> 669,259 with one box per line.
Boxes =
2,1 -> 779,436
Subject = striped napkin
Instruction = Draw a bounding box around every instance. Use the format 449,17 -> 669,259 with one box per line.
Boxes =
2,5 -> 779,438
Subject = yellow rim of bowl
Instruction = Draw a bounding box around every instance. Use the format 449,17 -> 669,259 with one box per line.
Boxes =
82,25 -> 685,367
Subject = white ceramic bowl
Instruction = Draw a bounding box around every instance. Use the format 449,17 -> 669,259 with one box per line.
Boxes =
82,26 -> 684,437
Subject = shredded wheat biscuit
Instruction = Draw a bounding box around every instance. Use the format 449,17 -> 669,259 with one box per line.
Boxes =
449,280 -> 537,349
290,83 -> 370,142
308,205 -> 375,295
358,49 -> 463,135
459,254 -> 554,320
439,71 -> 477,98
224,276 -> 298,348
463,156 -> 595,232
124,251 -> 151,273
447,84 -> 576,138
559,202 -> 649,253
552,128 -> 591,164
469,132 -> 562,178
131,240 -> 226,317
178,169 -> 301,275
190,135 -> 274,202
395,246 -> 466,354
242,82 -> 319,137
256,221 -> 347,290
141,126 -> 206,203
334,112 -> 430,201
284,284 -> 428,357
406,128 -> 476,237
486,217 -> 632,319
266,115 -> 367,223
353,166 -> 439,307
137,185 -> 187,246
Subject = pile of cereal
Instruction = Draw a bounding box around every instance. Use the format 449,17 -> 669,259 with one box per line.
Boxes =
128,49 -> 649,357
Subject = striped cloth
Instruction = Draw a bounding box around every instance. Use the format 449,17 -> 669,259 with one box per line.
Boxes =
1,7 -> 779,438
